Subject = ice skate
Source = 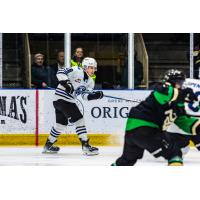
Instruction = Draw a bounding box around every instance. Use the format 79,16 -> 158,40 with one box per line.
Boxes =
80,139 -> 99,156
42,139 -> 60,154
168,156 -> 183,166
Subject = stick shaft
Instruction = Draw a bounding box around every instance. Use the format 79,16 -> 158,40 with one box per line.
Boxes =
104,95 -> 140,103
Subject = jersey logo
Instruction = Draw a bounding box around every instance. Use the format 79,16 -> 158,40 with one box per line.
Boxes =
75,86 -> 87,95
162,109 -> 177,131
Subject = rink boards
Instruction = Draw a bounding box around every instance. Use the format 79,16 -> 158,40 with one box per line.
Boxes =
0,89 -> 149,146
0,78 -> 200,146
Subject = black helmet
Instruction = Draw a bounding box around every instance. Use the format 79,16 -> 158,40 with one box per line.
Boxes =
163,69 -> 186,86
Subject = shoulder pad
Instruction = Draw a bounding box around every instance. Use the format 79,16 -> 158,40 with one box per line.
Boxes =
64,67 -> 73,75
154,83 -> 170,95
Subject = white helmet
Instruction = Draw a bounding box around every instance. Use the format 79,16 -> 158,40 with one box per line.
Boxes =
82,57 -> 97,71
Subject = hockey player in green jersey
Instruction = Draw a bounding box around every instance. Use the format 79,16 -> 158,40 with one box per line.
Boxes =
112,69 -> 200,166
164,112 -> 200,156
164,131 -> 200,157
156,83 -> 200,159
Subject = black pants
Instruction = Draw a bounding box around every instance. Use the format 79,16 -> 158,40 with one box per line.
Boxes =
165,132 -> 200,151
53,99 -> 83,125
116,127 -> 182,166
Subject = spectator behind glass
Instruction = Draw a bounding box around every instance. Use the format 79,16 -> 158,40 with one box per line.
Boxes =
49,50 -> 65,88
134,53 -> 143,88
121,52 -> 143,89
194,45 -> 200,79
71,47 -> 97,82
31,53 -> 49,89
71,47 -> 84,67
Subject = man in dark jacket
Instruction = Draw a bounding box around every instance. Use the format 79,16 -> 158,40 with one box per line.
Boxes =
31,53 -> 49,89
49,50 -> 65,88
134,53 -> 143,88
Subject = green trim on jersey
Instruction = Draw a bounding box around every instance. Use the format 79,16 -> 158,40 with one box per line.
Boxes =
126,118 -> 159,131
174,115 -> 198,134
153,85 -> 174,105
177,103 -> 184,107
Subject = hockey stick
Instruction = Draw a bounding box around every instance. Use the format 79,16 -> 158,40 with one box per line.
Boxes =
44,86 -> 140,103
104,95 -> 141,103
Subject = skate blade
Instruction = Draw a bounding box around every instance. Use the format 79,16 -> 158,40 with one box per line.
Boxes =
42,150 -> 59,154
168,162 -> 183,166
83,151 -> 99,156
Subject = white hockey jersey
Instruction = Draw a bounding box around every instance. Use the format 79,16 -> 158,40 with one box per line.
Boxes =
55,66 -> 95,103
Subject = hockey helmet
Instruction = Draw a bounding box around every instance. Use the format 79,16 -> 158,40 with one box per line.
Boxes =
163,69 -> 186,86
82,57 -> 97,71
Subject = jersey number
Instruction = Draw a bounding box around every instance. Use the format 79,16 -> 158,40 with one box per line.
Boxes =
162,109 -> 177,131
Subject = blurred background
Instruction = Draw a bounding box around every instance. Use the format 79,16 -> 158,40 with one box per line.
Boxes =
0,33 -> 197,89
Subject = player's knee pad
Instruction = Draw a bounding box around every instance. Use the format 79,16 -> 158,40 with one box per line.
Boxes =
54,123 -> 66,133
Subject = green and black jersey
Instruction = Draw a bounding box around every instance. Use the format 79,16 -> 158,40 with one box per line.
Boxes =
172,115 -> 200,135
126,83 -> 184,131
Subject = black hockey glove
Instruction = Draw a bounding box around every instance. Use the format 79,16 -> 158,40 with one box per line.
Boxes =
182,88 -> 198,102
88,91 -> 104,101
59,80 -> 74,94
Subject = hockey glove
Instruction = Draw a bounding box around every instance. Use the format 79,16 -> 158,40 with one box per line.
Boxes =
88,91 -> 104,100
59,80 -> 74,94
182,88 -> 198,102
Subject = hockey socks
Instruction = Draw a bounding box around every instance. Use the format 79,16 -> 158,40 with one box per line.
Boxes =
48,123 -> 66,143
75,118 -> 88,141
76,125 -> 88,141
49,127 -> 62,143
74,118 -> 99,155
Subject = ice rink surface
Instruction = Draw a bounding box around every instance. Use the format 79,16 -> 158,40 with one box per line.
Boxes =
0,146 -> 199,166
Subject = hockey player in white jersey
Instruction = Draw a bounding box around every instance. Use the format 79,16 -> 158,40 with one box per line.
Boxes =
43,57 -> 103,155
